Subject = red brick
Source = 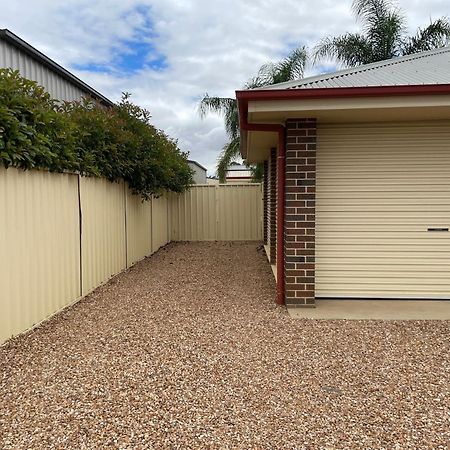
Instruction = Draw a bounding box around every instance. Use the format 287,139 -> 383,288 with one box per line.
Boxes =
284,118 -> 317,307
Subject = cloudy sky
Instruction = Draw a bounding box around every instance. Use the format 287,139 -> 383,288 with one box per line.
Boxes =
1,0 -> 449,175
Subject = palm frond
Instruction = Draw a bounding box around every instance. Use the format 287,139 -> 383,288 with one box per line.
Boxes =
366,12 -> 405,60
402,18 -> 450,54
244,76 -> 266,89
257,47 -> 307,86
198,95 -> 239,140
313,33 -> 373,66
352,0 -> 397,29
216,137 -> 241,183
249,162 -> 264,182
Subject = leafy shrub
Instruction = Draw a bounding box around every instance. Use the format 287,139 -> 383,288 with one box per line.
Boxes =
0,69 -> 192,198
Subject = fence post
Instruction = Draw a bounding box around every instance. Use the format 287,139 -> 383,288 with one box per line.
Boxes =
150,196 -> 153,254
215,185 -> 219,240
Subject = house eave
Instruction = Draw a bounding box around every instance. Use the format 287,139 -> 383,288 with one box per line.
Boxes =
237,84 -> 450,161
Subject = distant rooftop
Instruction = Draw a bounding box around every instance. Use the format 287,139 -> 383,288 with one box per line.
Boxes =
256,46 -> 450,90
227,163 -> 250,171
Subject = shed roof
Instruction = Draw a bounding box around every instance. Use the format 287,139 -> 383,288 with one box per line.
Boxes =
187,160 -> 207,172
257,46 -> 450,91
0,29 -> 114,106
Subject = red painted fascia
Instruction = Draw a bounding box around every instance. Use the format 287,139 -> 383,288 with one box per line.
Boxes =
236,83 -> 450,102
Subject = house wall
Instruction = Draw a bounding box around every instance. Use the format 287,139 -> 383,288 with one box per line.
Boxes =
263,161 -> 268,244
282,118 -> 450,305
0,169 -> 262,345
268,149 -> 277,264
0,39 -> 85,102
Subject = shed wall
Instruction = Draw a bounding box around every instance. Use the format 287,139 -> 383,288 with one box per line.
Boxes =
0,39 -> 85,101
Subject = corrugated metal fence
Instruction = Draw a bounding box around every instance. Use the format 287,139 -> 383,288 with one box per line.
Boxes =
170,184 -> 263,241
0,169 -> 262,344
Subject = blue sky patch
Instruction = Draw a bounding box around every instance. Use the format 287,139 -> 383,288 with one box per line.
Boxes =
119,40 -> 167,72
74,5 -> 167,74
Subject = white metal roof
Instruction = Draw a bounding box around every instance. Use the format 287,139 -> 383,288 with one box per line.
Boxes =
227,163 -> 250,171
257,46 -> 450,90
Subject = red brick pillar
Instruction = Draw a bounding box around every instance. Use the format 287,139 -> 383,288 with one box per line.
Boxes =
263,160 -> 268,245
284,119 -> 316,306
269,148 -> 277,264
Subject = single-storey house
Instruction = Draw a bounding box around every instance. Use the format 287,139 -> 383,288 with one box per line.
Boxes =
226,162 -> 253,183
237,47 -> 450,307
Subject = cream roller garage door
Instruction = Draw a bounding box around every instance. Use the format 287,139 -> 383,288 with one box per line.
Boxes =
316,122 -> 450,299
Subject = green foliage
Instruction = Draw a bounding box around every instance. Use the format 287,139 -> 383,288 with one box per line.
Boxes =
0,69 -> 192,198
313,0 -> 450,67
0,69 -> 78,172
250,163 -> 264,183
216,138 -> 240,183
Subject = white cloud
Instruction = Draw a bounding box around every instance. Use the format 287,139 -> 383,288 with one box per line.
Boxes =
1,0 -> 449,175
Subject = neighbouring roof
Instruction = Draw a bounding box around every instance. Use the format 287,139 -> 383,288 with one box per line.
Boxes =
187,160 -> 207,172
226,163 -> 252,179
227,163 -> 250,171
0,29 -> 114,106
257,46 -> 450,90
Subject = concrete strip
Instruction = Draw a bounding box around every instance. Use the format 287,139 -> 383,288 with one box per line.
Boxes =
288,300 -> 450,320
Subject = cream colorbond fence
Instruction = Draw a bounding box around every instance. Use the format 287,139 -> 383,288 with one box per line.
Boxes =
170,184 -> 263,241
0,168 -> 80,345
0,169 -> 262,344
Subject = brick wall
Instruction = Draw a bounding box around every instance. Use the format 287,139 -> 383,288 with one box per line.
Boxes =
284,119 -> 317,306
263,160 -> 268,245
269,149 -> 277,264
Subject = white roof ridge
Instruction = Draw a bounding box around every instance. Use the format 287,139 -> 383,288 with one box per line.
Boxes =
253,46 -> 450,90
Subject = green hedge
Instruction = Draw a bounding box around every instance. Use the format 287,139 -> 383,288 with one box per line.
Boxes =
0,69 -> 192,198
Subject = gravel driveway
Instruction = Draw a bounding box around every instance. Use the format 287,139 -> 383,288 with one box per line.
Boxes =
1,242 -> 449,449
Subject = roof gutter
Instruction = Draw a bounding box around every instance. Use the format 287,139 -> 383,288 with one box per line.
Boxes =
236,82 -> 450,307
236,83 -> 450,102
238,96 -> 285,305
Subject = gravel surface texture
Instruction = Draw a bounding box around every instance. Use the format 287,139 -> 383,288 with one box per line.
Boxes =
1,242 -> 449,449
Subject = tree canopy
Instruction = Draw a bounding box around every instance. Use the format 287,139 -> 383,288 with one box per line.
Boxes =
314,0 -> 450,66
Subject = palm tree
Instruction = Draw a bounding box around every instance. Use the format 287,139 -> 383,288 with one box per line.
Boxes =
199,47 -> 307,182
314,0 -> 450,67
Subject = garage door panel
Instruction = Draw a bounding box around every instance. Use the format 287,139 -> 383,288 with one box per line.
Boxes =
316,121 -> 450,299
317,258 -> 450,265
316,290 -> 450,298
318,268 -> 450,276
317,239 -> 450,247
317,230 -> 450,237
